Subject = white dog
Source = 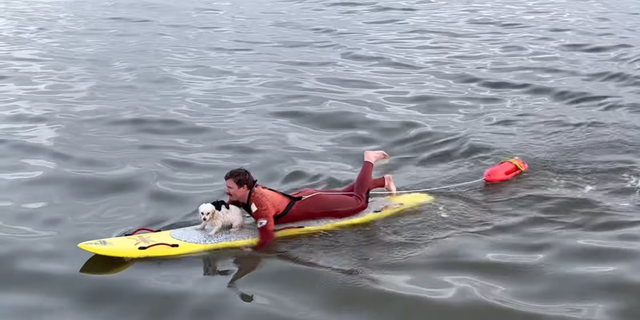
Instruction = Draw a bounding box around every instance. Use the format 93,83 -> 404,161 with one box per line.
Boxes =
195,200 -> 244,236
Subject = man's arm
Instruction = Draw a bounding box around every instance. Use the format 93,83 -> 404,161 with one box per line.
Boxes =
248,192 -> 277,250
252,209 -> 275,250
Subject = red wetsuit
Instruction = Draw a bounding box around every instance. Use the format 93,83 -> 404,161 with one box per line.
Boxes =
230,161 -> 384,250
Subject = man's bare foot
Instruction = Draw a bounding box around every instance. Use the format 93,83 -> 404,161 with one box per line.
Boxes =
384,174 -> 397,195
364,150 -> 390,164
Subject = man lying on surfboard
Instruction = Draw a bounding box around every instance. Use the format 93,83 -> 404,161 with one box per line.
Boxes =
224,150 -> 397,250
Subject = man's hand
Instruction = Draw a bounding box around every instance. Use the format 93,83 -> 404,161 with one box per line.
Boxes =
253,214 -> 275,250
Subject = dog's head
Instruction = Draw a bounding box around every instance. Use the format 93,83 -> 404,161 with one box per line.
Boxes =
198,203 -> 216,222
198,200 -> 230,222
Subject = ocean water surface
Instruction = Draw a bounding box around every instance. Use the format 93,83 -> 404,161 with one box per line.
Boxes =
1,0 -> 640,319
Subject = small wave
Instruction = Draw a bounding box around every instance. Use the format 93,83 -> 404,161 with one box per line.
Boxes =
370,6 -> 418,13
0,221 -> 56,239
584,71 -> 640,88
315,77 -> 393,90
0,123 -> 60,146
5,139 -> 114,170
443,276 -> 602,319
21,170 -> 147,202
362,19 -> 406,25
0,171 -> 42,180
106,117 -> 211,136
326,1 -> 377,7
559,43 -> 634,53
106,17 -> 154,24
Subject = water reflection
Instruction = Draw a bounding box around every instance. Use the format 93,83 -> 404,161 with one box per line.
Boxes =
79,248 -> 376,303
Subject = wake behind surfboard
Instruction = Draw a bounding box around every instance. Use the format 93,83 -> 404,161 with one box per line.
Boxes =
77,193 -> 435,259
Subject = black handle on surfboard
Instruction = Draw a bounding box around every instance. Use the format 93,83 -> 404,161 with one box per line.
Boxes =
124,228 -> 161,236
138,243 -> 179,250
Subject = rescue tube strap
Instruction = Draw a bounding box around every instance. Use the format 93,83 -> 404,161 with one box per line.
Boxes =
501,158 -> 526,172
261,184 -> 302,221
242,180 -> 302,221
274,198 -> 299,221
241,180 -> 257,217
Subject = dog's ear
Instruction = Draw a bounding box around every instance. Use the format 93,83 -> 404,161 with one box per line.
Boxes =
210,200 -> 228,211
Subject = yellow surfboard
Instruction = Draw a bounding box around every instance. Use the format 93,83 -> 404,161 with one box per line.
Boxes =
77,193 -> 434,259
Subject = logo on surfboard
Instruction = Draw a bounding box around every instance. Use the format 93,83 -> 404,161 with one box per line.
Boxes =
85,240 -> 111,246
129,235 -> 155,246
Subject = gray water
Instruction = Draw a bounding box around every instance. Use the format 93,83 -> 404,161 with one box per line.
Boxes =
2,0 -> 640,319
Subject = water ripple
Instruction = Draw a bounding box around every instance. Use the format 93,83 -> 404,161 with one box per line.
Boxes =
0,221 -> 57,239
443,276 -> 602,319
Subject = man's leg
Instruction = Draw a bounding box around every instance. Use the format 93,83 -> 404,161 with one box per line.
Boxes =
278,151 -> 390,223
291,176 -> 386,197
325,174 -> 396,194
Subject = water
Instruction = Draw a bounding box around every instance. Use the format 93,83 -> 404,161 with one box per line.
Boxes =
1,0 -> 640,318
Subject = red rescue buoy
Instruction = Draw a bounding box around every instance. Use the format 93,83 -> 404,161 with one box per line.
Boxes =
483,157 -> 528,183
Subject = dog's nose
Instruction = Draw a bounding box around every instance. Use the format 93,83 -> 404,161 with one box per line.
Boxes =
202,217 -> 206,221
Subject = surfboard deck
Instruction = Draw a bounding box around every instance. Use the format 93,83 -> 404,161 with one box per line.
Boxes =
77,192 -> 434,259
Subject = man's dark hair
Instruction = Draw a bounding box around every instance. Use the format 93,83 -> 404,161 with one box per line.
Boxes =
224,168 -> 256,189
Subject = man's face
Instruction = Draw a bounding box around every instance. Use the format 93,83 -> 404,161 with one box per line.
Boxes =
226,179 -> 248,202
